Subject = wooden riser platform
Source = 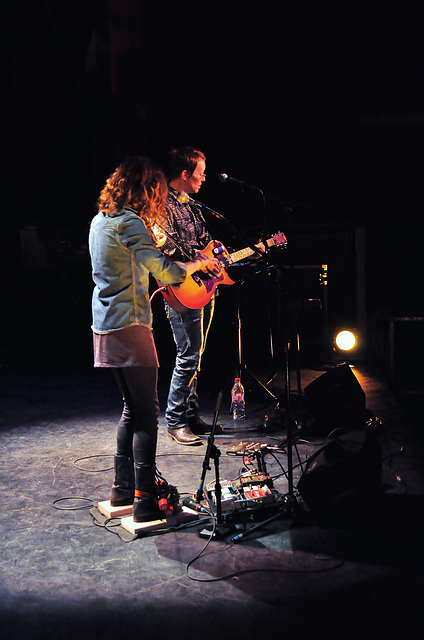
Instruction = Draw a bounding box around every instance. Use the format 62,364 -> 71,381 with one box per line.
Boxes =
97,500 -> 201,535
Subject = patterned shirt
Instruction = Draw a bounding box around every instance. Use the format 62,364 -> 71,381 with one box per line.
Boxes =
161,187 -> 212,262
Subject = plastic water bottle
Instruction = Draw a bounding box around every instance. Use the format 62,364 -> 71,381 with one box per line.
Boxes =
231,378 -> 246,421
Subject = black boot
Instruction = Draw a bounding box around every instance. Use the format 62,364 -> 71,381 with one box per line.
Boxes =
110,455 -> 134,506
133,464 -> 163,523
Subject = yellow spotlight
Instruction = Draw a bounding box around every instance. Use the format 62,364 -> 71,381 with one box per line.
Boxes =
334,329 -> 357,352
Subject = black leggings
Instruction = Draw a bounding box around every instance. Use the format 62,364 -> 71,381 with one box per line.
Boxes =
112,367 -> 159,467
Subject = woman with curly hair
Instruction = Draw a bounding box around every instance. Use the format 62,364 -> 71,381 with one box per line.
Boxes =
89,156 -> 218,522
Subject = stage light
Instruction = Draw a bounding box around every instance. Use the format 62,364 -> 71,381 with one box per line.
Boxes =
334,329 -> 358,352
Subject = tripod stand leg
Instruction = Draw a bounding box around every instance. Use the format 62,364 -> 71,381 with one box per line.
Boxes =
242,364 -> 279,405
235,283 -> 280,407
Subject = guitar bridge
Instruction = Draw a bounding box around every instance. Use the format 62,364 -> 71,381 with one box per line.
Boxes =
192,273 -> 203,287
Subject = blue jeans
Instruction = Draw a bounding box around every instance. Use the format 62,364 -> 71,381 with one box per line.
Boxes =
165,298 -> 215,429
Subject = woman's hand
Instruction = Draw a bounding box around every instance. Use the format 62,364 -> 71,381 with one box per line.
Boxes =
185,253 -> 220,277
195,253 -> 221,274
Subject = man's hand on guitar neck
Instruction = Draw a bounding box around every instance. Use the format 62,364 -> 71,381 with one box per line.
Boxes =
249,239 -> 268,259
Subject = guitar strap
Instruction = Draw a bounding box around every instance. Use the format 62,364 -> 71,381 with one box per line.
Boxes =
159,190 -> 211,261
154,225 -> 195,261
178,193 -> 210,245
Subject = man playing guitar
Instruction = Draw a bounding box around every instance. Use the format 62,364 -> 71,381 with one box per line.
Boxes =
158,146 -> 217,445
155,146 -> 286,446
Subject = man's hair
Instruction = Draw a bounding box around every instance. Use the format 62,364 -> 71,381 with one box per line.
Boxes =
167,146 -> 206,181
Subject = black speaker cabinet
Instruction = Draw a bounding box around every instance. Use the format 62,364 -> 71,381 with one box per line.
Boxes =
297,429 -> 382,529
304,363 -> 367,430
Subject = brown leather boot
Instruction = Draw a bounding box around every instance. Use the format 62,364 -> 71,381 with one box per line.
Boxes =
167,426 -> 202,445
133,464 -> 163,523
110,455 -> 134,506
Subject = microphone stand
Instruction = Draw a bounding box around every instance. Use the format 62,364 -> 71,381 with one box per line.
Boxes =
196,182 -> 302,532
195,194 -> 285,417
217,178 -> 303,523
196,392 -> 236,539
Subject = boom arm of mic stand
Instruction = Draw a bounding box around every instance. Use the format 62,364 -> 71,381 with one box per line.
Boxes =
193,198 -> 270,262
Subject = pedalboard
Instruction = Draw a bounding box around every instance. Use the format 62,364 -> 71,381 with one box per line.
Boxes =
206,472 -> 275,514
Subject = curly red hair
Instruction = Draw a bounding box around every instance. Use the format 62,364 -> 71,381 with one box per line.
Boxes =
98,156 -> 168,235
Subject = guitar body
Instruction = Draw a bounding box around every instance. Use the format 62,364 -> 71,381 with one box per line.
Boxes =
156,233 -> 287,313
159,240 -> 235,313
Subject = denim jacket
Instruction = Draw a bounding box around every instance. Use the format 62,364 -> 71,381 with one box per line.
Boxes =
89,210 -> 187,333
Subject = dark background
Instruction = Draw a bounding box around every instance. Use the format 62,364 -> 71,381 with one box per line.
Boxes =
5,1 -> 424,383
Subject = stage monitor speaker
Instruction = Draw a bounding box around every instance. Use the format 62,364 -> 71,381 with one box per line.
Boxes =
304,363 -> 366,430
297,429 -> 382,530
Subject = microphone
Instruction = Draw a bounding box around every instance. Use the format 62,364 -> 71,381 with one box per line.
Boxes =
178,191 -> 227,221
218,173 -> 248,186
218,173 -> 262,193
182,497 -> 210,514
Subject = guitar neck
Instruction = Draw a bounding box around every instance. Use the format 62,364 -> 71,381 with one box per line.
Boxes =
228,239 -> 274,265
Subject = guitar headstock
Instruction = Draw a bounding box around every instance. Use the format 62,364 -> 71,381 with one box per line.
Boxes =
269,231 -> 288,249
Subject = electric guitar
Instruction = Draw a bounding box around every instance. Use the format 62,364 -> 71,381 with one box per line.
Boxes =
155,232 -> 287,313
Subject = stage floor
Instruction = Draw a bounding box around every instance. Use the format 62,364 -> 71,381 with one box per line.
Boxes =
1,356 -> 424,640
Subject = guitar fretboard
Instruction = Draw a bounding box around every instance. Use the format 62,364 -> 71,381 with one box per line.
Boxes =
228,237 -> 278,265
